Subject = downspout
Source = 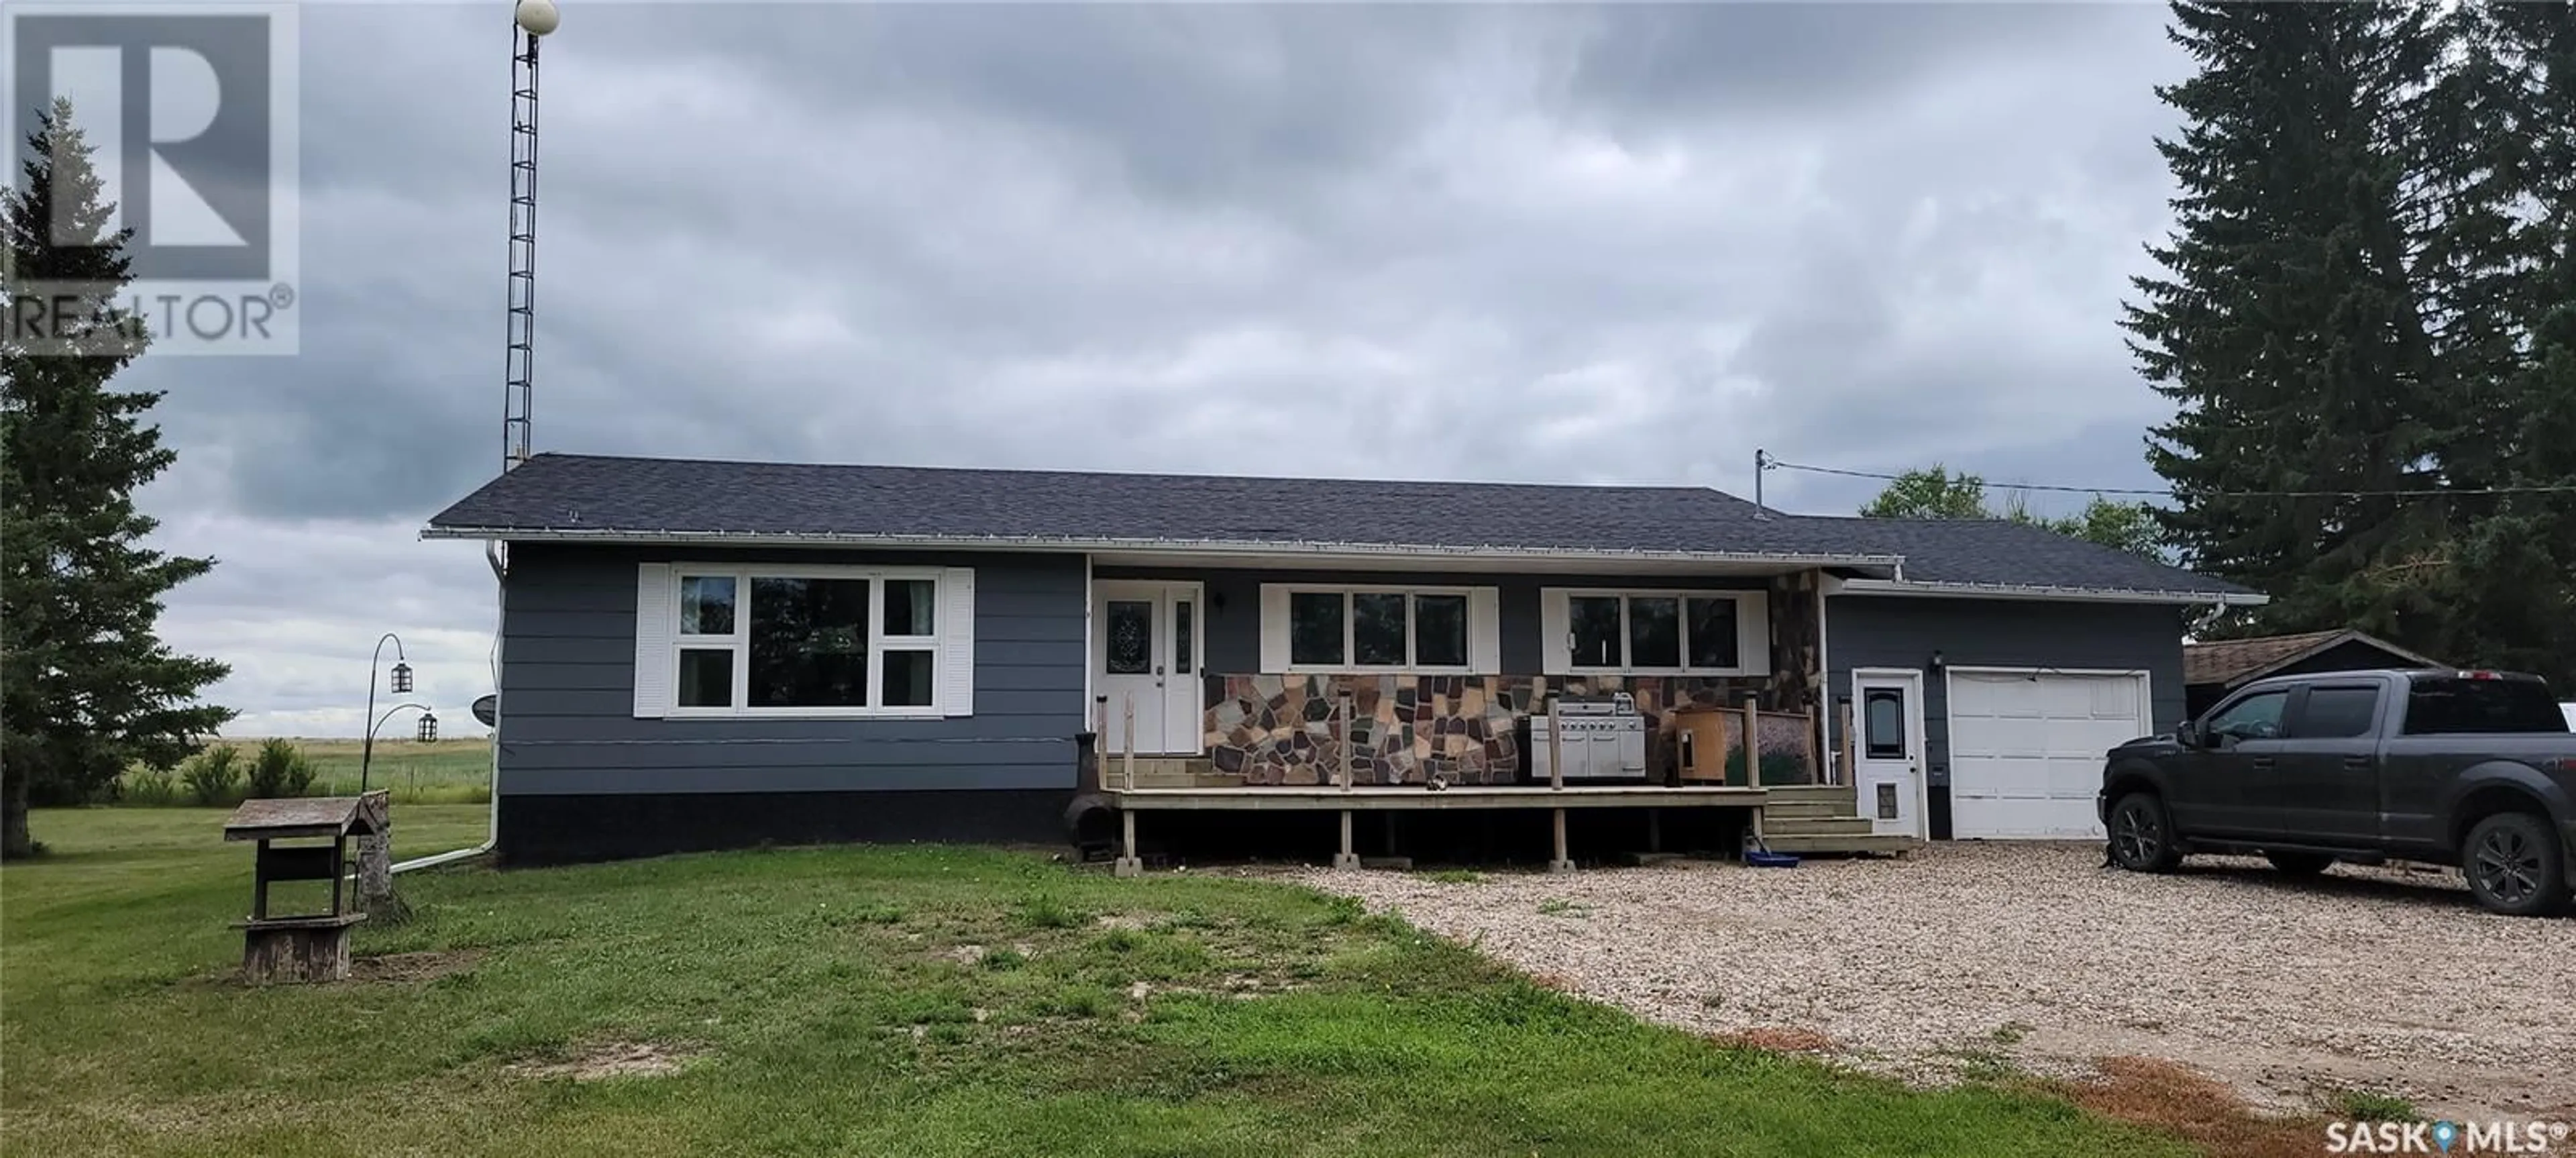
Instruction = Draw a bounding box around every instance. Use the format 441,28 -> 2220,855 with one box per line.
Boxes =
392,540 -> 506,874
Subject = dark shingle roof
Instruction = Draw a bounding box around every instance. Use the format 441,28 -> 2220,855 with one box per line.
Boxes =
424,453 -> 2254,598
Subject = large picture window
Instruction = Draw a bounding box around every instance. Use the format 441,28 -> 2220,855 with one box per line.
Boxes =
1264,585 -> 1496,674
671,567 -> 945,715
1546,588 -> 1767,676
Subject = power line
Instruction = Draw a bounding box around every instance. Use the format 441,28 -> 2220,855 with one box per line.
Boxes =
1759,457 -> 2576,500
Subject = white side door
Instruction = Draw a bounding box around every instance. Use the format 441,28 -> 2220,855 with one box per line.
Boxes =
1851,669 -> 1927,838
1094,581 -> 1203,754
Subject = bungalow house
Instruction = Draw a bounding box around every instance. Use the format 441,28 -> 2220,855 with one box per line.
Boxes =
423,454 -> 2263,865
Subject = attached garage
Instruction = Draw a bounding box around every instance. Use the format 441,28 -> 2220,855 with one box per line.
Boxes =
1943,668 -> 2151,840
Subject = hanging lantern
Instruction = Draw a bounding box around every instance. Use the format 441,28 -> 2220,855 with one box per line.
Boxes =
390,661 -> 415,694
415,712 -> 439,743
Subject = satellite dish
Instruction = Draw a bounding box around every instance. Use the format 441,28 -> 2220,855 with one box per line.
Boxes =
472,694 -> 498,727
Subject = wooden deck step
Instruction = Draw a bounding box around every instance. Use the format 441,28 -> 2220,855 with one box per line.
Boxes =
1109,757 -> 1233,789
1756,833 -> 1922,855
1760,816 -> 1875,837
1759,800 -> 1854,819
1763,784 -> 1858,808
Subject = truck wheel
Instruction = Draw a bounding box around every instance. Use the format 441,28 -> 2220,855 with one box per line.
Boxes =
2108,792 -> 2182,874
2263,851 -> 2334,877
2462,812 -> 2570,917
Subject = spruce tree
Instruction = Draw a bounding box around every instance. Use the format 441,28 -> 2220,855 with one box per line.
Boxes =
2461,0 -> 2576,690
2125,2 -> 2451,648
2,100 -> 233,857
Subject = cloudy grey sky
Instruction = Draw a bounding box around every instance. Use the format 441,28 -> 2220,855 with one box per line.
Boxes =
112,1 -> 2192,734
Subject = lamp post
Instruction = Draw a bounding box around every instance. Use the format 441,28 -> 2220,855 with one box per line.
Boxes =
362,701 -> 437,792
370,703 -> 438,747
361,633 -> 417,795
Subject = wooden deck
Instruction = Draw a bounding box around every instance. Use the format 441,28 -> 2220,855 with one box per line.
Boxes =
1094,780 -> 1909,874
1099,784 -> 1768,811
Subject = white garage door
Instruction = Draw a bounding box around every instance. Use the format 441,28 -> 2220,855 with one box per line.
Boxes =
1946,670 -> 2149,840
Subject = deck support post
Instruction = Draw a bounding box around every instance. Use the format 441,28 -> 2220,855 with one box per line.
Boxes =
1122,695 -> 1138,792
1835,700 -> 1856,787
1546,692 -> 1564,791
1548,807 -> 1573,873
1646,808 -> 1662,853
1738,694 -> 1762,788
1340,694 -> 1356,790
1332,810 -> 1361,870
1114,808 -> 1142,877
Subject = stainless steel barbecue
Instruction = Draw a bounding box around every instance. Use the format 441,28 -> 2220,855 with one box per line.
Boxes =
1529,694 -> 1648,782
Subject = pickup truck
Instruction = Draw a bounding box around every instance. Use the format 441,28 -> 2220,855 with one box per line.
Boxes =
2098,669 -> 2576,916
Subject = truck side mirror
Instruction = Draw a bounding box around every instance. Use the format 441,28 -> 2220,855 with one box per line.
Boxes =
2175,721 -> 2201,748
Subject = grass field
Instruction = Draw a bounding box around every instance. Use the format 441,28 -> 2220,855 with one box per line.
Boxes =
119,738 -> 494,806
0,808 -> 2196,1158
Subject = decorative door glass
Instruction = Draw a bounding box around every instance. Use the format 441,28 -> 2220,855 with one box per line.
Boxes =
1106,600 -> 1153,675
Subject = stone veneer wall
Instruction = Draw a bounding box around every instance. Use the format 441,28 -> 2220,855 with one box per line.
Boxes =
1204,674 -> 1774,786
1198,571 -> 1827,787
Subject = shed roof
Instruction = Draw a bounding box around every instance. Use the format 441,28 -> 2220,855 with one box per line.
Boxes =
223,796 -> 386,841
2182,629 -> 2440,688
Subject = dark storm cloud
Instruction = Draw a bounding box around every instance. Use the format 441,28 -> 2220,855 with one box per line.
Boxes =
101,2 -> 2197,729
1561,3 -> 2161,127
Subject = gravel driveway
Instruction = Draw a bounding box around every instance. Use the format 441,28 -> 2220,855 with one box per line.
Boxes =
1285,843 -> 2576,1120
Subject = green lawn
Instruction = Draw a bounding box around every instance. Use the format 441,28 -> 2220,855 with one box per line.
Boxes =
1,808 -> 2192,1157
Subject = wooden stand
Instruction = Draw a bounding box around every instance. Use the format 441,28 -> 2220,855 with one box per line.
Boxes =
222,797 -> 384,984
235,914 -> 366,983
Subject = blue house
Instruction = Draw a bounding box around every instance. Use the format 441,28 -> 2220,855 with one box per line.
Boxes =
425,454 -> 2261,865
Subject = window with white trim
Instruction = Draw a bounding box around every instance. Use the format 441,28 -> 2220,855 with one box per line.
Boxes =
1260,584 -> 1499,674
1542,588 -> 1770,676
667,566 -> 949,716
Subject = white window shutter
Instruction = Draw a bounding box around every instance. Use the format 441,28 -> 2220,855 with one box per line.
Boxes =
939,567 -> 977,717
1258,585 -> 1291,673
1538,588 -> 1570,675
633,564 -> 676,718
1468,587 -> 1501,673
1737,590 -> 1772,676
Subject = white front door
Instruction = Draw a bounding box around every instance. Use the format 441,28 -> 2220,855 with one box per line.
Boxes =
1095,581 -> 1203,755
1851,669 -> 1927,838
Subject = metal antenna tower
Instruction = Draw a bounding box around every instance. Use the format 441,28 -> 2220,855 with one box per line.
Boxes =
501,0 -> 558,470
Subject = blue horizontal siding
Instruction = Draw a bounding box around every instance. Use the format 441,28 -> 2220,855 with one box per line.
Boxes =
496,543 -> 1085,796
1827,594 -> 2187,784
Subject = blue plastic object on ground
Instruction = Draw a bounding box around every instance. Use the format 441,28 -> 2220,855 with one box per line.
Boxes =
1744,849 -> 1801,868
